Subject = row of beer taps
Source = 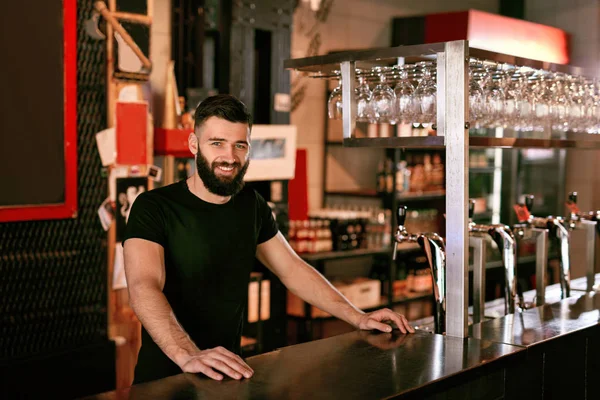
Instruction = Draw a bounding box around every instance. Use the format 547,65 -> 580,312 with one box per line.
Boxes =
393,192 -> 599,334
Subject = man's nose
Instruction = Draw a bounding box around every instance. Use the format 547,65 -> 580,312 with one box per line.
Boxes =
221,144 -> 236,163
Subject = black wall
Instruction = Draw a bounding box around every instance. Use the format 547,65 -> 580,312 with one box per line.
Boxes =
0,1 -> 115,398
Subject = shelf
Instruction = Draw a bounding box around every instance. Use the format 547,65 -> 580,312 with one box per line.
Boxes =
325,189 -> 445,201
285,44 -> 598,80
300,244 -> 420,263
469,166 -> 499,173
283,43 -> 444,74
397,190 -> 446,201
324,189 -> 379,198
341,134 -> 600,150
343,136 -> 445,149
470,135 -> 600,149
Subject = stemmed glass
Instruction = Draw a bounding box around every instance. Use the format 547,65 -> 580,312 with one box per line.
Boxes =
568,77 -> 585,132
468,67 -> 485,126
549,73 -> 569,131
483,66 -> 506,128
369,67 -> 396,124
355,73 -> 372,123
533,74 -> 552,131
413,62 -> 436,124
393,66 -> 415,124
583,80 -> 600,133
327,76 -> 343,120
514,71 -> 535,131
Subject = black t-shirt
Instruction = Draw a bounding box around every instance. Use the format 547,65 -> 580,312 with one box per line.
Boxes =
123,180 -> 278,384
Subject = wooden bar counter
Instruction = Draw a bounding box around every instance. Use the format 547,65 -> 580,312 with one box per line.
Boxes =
85,275 -> 600,399
84,330 -> 524,399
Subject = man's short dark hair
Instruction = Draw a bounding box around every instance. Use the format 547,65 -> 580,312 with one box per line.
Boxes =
194,94 -> 253,132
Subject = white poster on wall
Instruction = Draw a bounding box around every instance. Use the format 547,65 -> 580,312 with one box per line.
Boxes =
244,125 -> 297,182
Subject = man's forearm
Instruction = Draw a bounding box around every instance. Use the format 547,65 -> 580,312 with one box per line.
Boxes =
129,284 -> 198,365
283,259 -> 365,327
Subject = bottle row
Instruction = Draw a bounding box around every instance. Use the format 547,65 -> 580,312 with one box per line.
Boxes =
376,151 -> 445,194
289,208 -> 393,254
289,206 -> 441,255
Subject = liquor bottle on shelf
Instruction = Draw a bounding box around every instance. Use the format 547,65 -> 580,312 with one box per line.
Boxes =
396,160 -> 411,193
431,153 -> 444,190
385,159 -> 394,194
322,220 -> 333,252
296,220 -> 309,254
410,154 -> 426,192
376,160 -> 386,195
423,153 -> 433,190
288,220 -> 297,252
307,220 -> 317,253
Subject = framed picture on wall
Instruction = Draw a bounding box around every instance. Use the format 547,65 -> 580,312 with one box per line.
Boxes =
115,177 -> 148,242
245,125 -> 297,182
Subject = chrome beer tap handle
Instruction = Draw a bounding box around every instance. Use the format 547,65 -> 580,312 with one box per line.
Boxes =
394,205 -> 446,334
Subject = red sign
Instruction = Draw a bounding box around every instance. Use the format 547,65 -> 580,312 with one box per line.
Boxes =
513,204 -> 531,223
425,10 -> 570,64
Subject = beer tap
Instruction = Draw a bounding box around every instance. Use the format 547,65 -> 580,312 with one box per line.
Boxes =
468,200 -> 522,321
517,194 -> 572,299
511,215 -> 549,307
393,205 -> 446,334
565,192 -> 598,292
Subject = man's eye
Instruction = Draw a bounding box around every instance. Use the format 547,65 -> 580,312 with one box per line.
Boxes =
236,144 -> 248,150
211,142 -> 221,146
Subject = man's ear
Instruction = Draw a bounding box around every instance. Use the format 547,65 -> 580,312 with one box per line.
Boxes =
188,132 -> 198,155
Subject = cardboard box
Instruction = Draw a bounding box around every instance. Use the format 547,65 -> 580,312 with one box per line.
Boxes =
287,278 -> 381,318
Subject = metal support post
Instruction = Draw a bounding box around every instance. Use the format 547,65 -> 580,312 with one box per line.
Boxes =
440,40 -> 469,338
533,228 -> 549,307
470,236 -> 487,324
341,61 -> 356,139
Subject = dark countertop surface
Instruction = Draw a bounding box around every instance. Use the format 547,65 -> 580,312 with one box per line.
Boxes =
412,273 -> 600,332
571,272 -> 600,291
85,274 -> 600,399
84,331 -> 523,400
471,291 -> 600,347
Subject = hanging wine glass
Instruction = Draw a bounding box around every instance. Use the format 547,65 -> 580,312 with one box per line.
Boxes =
394,66 -> 415,124
468,67 -> 485,126
533,73 -> 552,131
514,70 -> 535,131
369,67 -> 396,124
355,73 -> 372,123
413,62 -> 436,124
568,77 -> 585,132
549,73 -> 569,131
501,69 -> 518,128
483,66 -> 506,128
327,76 -> 343,120
584,80 -> 600,133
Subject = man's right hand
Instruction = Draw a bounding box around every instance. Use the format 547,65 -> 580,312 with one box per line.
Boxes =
177,347 -> 254,381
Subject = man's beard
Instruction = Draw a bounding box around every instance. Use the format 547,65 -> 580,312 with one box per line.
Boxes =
195,150 -> 249,197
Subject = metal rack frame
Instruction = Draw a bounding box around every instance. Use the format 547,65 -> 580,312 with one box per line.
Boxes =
284,40 -> 600,338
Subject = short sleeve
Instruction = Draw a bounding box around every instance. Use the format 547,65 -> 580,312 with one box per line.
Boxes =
123,192 -> 167,247
256,192 -> 279,244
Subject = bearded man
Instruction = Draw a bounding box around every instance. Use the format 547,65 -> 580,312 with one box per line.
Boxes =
123,94 -> 414,385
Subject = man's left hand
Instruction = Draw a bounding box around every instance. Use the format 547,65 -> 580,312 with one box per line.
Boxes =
356,308 -> 415,334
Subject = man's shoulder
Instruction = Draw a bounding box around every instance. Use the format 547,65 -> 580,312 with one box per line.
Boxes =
144,181 -> 184,199
134,181 -> 184,209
